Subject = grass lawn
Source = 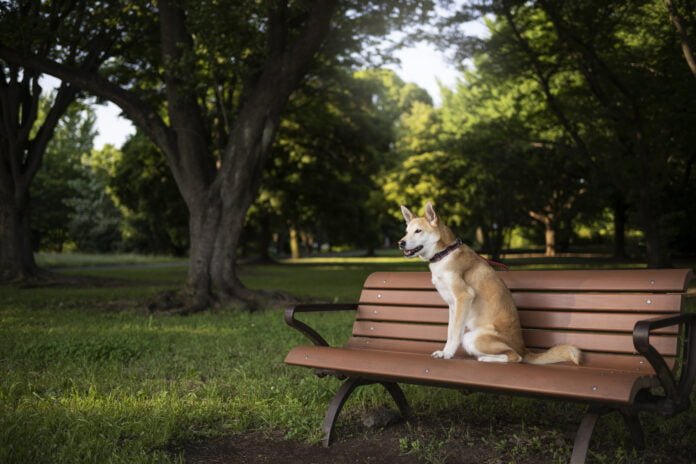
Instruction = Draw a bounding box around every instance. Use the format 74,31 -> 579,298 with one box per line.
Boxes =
1,254 -> 695,463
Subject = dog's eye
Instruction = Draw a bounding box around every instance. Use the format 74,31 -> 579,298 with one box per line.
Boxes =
415,229 -> 422,234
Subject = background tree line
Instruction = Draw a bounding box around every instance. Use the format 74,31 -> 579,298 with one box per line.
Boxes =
2,0 -> 695,308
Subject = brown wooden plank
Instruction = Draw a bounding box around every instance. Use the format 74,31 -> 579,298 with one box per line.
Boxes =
360,288 -> 444,306
357,305 -> 447,324
523,330 -> 678,356
359,289 -> 683,313
347,336 -> 450,355
352,320 -> 445,342
285,346 -> 659,404
363,269 -> 692,292
357,305 -> 681,332
345,336 -> 676,373
513,293 -> 682,313
351,321 -> 678,356
518,310 -> 679,334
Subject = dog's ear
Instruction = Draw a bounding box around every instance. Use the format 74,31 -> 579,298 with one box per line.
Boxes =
424,202 -> 438,225
400,205 -> 413,223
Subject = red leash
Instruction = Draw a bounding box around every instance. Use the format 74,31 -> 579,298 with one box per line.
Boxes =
480,254 -> 509,271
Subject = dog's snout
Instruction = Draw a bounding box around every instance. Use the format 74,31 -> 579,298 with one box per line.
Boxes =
398,240 -> 406,249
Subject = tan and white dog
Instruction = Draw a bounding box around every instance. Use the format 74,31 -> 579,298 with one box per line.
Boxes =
398,202 -> 581,365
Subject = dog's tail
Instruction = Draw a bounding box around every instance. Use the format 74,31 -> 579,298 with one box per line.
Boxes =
523,345 -> 581,365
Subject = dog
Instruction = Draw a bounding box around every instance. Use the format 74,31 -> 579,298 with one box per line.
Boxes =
398,202 -> 581,365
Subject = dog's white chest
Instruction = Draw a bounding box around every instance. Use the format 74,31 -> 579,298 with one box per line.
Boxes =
431,273 -> 455,307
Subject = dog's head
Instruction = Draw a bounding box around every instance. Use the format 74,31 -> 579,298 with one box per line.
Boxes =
398,202 -> 442,260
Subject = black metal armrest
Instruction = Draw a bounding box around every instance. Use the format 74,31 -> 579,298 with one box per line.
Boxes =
285,303 -> 358,347
633,312 -> 696,412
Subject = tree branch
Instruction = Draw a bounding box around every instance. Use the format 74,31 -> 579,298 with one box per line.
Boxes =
664,0 -> 696,78
158,0 -> 215,190
20,82 -> 77,194
0,44 -> 177,161
221,0 -> 338,190
501,5 -> 590,158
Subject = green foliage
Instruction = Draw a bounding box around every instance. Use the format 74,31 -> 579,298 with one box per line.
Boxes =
64,144 -> 123,253
111,132 -> 189,255
247,68 -> 431,256
30,100 -> 96,251
30,102 -> 123,253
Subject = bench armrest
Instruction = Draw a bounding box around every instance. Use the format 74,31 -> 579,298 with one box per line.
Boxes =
285,303 -> 358,347
633,312 -> 696,412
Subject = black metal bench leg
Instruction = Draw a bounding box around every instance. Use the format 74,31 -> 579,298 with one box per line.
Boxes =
322,378 -> 368,447
380,381 -> 412,418
620,409 -> 645,451
570,405 -> 606,464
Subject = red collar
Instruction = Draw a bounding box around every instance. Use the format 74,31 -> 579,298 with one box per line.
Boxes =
429,238 -> 463,263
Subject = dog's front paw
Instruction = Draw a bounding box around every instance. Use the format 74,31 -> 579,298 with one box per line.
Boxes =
431,350 -> 454,359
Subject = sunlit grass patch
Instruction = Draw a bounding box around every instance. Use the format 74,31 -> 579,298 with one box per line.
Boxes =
36,252 -> 186,269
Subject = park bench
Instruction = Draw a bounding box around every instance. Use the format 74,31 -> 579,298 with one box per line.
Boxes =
284,268 -> 695,463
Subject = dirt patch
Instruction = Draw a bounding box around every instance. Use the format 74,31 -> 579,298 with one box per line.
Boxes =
181,419 -> 545,464
179,414 -> 693,464
182,428 -> 421,464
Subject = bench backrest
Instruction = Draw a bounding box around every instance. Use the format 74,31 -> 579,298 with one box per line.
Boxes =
347,269 -> 693,373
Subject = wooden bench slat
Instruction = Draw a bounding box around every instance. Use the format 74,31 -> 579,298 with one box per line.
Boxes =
351,321 -> 678,356
285,345 -> 659,404
523,330 -> 677,356
345,336 -> 676,373
357,305 -> 679,334
359,289 -> 683,313
513,293 -> 682,312
519,310 -> 678,333
360,289 -> 445,307
364,269 -> 693,292
352,320 -> 444,342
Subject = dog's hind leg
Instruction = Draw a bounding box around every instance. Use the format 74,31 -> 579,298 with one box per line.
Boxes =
464,330 -> 522,363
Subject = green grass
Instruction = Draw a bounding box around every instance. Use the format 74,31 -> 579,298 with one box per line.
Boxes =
1,254 -> 695,463
36,252 -> 187,269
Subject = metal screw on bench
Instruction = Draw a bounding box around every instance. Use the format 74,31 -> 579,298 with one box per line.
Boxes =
377,294 -> 382,298
592,386 -> 598,391
646,299 -> 652,305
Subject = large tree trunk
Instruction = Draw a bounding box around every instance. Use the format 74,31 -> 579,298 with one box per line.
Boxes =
0,68 -> 77,282
0,191 -> 40,281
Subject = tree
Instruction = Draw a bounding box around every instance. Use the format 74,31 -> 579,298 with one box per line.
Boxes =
0,0 -> 134,280
1,1 -> 436,309
246,68 -> 429,259
111,132 -> 188,255
65,144 -> 123,252
664,0 -> 696,78
442,0 -> 696,266
31,100 -> 97,251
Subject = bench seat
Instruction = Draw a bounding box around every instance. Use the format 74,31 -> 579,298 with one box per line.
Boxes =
286,345 -> 659,404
